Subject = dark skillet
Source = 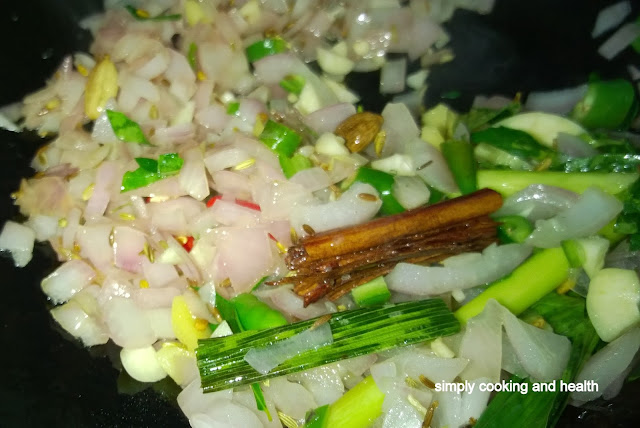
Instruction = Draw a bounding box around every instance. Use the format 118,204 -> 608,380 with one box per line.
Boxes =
1,1 -> 639,427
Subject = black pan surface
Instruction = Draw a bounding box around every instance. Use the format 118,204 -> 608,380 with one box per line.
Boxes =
1,1 -> 639,427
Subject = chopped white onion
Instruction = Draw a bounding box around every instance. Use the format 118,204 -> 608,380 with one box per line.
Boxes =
41,259 -> 96,304
0,220 -> 36,267
380,58 -> 407,94
598,21 -> 640,60
458,300 -> 503,382
432,377 -> 492,428
256,286 -> 333,320
244,323 -> 333,374
527,187 -> 623,248
103,296 -> 156,348
572,327 -> 640,403
304,103 -> 357,134
316,47 -> 355,76
494,184 -> 579,222
289,167 -> 332,192
371,154 -> 415,176
263,377 -> 317,420
179,147 -> 210,201
178,379 -> 234,420
501,302 -> 571,381
288,364 -> 345,406
120,346 -> 168,383
50,300 -> 109,347
555,132 -> 599,157
386,243 -> 533,295
27,215 -> 59,242
460,300 -> 571,383
525,85 -> 588,115
392,176 -> 431,209
592,1 -> 632,38
405,137 -> 459,194
380,103 -> 420,156
289,182 -> 382,235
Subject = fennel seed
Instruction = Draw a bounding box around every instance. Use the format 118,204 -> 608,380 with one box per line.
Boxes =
422,400 -> 439,428
310,314 -> 332,330
419,375 -> 436,389
357,192 -> 378,202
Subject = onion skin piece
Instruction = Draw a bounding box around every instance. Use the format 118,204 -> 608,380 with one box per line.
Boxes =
455,247 -> 570,323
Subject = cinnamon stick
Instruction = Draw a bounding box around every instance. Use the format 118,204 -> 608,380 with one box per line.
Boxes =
288,188 -> 502,261
271,189 -> 503,306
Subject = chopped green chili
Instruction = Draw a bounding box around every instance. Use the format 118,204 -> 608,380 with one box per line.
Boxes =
106,110 -> 151,145
570,79 -> 636,130
279,153 -> 313,179
441,140 -> 477,195
280,74 -> 306,95
259,120 -> 302,157
121,153 -> 184,192
245,38 -> 288,62
125,5 -> 182,21
353,167 -> 405,215
187,42 -> 198,71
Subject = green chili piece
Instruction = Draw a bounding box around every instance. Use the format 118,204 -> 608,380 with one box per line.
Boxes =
135,157 -> 158,173
187,42 -> 198,71
280,74 -> 306,95
353,167 -> 405,215
125,5 -> 182,21
259,120 -> 302,157
106,110 -> 151,145
157,153 -> 184,175
471,126 -> 552,164
232,293 -> 288,331
441,139 -> 477,195
214,294 -> 243,333
226,102 -> 240,116
570,79 -> 636,130
245,38 -> 288,62
279,153 -> 313,178
121,169 -> 161,192
495,215 -> 534,244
